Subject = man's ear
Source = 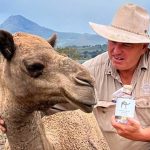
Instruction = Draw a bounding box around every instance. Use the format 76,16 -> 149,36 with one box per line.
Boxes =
141,43 -> 149,54
47,33 -> 57,48
0,30 -> 15,60
143,43 -> 149,48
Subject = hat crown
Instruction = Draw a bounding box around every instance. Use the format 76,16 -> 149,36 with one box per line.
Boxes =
112,3 -> 150,35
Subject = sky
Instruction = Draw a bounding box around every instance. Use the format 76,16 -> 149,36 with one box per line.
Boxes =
0,0 -> 150,34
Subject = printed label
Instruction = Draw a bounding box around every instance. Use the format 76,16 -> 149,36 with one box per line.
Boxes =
115,98 -> 135,124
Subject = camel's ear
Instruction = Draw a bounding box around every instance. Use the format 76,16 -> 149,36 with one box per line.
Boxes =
47,33 -> 57,47
0,30 -> 15,60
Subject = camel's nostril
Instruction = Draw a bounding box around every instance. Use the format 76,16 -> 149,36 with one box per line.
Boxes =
74,76 -> 94,87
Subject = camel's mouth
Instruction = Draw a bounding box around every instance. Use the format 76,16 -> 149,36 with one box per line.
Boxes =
35,86 -> 96,113
66,99 -> 95,113
46,99 -> 94,114
60,87 -> 96,113
49,102 -> 94,113
79,103 -> 95,113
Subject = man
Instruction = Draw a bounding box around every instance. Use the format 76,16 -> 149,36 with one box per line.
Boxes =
83,3 -> 150,150
1,3 -> 150,150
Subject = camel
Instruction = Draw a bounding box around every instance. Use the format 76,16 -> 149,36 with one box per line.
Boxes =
121,101 -> 130,109
0,30 -> 109,150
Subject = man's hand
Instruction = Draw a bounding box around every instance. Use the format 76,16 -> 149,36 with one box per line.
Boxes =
111,116 -> 150,141
0,116 -> 6,133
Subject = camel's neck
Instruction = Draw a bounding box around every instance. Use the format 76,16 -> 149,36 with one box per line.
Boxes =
1,92 -> 54,150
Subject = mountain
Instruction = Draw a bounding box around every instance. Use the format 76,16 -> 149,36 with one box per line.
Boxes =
0,15 -> 106,47
0,15 -> 54,38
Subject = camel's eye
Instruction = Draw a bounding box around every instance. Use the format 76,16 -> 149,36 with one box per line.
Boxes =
25,63 -> 45,78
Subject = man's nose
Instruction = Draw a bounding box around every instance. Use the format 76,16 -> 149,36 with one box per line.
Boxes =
113,45 -> 122,54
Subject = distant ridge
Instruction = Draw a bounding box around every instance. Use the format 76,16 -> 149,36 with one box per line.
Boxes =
0,15 -> 54,38
0,15 -> 105,46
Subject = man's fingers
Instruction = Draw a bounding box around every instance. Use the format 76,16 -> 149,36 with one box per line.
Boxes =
127,118 -> 140,127
0,118 -> 7,133
111,116 -> 125,130
0,126 -> 6,133
111,116 -> 116,125
0,119 -> 4,125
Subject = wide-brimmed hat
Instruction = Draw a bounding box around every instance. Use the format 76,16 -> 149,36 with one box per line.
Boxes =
89,3 -> 150,43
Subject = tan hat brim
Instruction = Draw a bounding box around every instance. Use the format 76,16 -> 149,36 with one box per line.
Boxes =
89,22 -> 150,43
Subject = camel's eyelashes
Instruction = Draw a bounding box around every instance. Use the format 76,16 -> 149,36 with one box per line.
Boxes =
25,62 -> 45,78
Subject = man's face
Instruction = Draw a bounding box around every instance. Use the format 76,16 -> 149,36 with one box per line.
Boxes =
108,40 -> 148,71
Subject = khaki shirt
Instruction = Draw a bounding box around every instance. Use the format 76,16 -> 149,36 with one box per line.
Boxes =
83,51 -> 150,150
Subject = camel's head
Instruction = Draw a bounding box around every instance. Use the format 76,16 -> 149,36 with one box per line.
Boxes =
0,30 -> 96,113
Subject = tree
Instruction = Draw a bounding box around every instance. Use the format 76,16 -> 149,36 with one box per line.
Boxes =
56,47 -> 81,60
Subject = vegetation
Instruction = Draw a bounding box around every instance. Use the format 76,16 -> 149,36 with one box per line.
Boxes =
56,44 -> 107,62
56,47 -> 81,60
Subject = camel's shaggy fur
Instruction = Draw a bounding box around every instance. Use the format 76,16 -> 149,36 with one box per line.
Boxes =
0,30 -> 109,150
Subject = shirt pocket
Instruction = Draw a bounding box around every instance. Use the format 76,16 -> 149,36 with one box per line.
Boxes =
94,101 -> 116,132
135,97 -> 150,127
